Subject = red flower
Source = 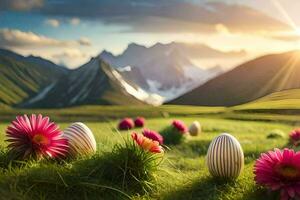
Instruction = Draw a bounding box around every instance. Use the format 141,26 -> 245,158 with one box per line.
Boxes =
131,132 -> 163,153
142,129 -> 163,145
118,118 -> 134,130
134,117 -> 145,127
290,129 -> 300,146
6,114 -> 68,159
172,120 -> 188,134
254,148 -> 300,200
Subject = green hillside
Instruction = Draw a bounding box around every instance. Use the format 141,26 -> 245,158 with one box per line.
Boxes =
0,55 -> 65,106
170,51 -> 300,106
234,89 -> 300,111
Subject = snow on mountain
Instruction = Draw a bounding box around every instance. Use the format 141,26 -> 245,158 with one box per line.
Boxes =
26,82 -> 56,104
100,43 -> 224,101
111,70 -> 163,105
118,65 -> 132,72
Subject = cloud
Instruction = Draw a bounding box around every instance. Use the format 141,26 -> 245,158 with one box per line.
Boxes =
270,33 -> 300,41
70,18 -> 80,26
0,0 -> 43,11
36,1 -> 290,34
0,28 -> 91,48
52,49 -> 87,59
174,42 -> 247,59
45,19 -> 60,27
52,49 -> 89,68
78,37 -> 91,46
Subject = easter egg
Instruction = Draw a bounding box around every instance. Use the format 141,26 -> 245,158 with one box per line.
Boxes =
206,133 -> 244,179
189,121 -> 201,136
63,122 -> 97,158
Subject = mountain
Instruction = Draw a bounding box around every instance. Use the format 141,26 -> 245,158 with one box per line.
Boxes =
0,49 -> 67,105
169,51 -> 300,106
0,49 -> 68,74
117,66 -> 149,90
100,42 -> 225,100
24,57 -> 161,108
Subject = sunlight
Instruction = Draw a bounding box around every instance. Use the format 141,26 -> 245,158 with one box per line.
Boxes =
296,28 -> 300,36
255,53 -> 300,99
270,0 -> 300,50
270,0 -> 299,32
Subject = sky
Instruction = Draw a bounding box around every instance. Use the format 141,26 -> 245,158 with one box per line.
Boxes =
0,0 -> 300,68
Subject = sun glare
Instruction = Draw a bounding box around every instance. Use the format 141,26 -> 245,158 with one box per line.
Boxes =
296,28 -> 300,36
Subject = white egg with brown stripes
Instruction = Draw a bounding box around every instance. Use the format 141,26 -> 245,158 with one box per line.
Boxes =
189,121 -> 201,136
206,133 -> 244,179
63,122 -> 97,158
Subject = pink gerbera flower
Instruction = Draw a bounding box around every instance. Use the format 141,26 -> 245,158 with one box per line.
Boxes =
254,148 -> 300,200
131,132 -> 163,153
6,114 -> 68,159
134,117 -> 145,127
172,120 -> 188,134
142,129 -> 164,145
290,129 -> 300,146
118,118 -> 134,130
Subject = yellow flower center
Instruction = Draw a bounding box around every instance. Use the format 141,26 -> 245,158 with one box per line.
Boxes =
32,134 -> 49,145
276,165 -> 300,180
141,138 -> 154,150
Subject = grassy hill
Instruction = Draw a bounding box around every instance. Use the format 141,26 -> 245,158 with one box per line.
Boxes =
233,89 -> 300,111
0,55 -> 65,106
170,51 -> 300,106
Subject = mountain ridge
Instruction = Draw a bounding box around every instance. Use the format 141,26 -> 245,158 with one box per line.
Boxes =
100,42 -> 226,100
23,57 -> 159,108
169,50 -> 300,106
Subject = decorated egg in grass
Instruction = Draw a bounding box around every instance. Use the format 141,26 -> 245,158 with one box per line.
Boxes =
206,133 -> 244,179
189,121 -> 201,136
63,122 -> 97,158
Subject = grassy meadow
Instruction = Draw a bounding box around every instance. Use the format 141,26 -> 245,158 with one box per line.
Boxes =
0,105 -> 298,199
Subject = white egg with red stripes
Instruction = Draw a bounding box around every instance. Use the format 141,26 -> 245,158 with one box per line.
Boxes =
206,133 -> 244,179
63,122 -> 97,158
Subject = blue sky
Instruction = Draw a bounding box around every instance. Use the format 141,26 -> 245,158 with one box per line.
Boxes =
0,0 -> 299,68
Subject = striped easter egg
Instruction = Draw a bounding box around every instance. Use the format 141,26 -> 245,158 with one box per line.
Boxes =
189,121 -> 201,136
63,122 -> 97,158
206,133 -> 244,179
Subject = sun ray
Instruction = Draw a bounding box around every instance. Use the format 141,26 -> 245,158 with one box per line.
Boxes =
254,53 -> 300,99
269,0 -> 299,33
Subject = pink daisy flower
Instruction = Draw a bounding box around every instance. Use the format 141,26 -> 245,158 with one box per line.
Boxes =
134,117 -> 145,127
254,148 -> 300,200
290,129 -> 300,146
172,120 -> 188,134
142,129 -> 164,145
118,118 -> 134,130
6,114 -> 68,159
131,132 -> 163,153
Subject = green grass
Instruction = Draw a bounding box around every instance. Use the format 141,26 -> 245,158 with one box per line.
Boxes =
233,89 -> 300,113
0,106 -> 296,200
0,105 -> 225,122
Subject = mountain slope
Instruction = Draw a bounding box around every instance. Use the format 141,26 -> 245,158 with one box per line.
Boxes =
24,57 -> 155,108
0,49 -> 68,74
169,51 -> 300,106
100,42 -> 223,100
0,51 -> 66,106
117,66 -> 149,90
